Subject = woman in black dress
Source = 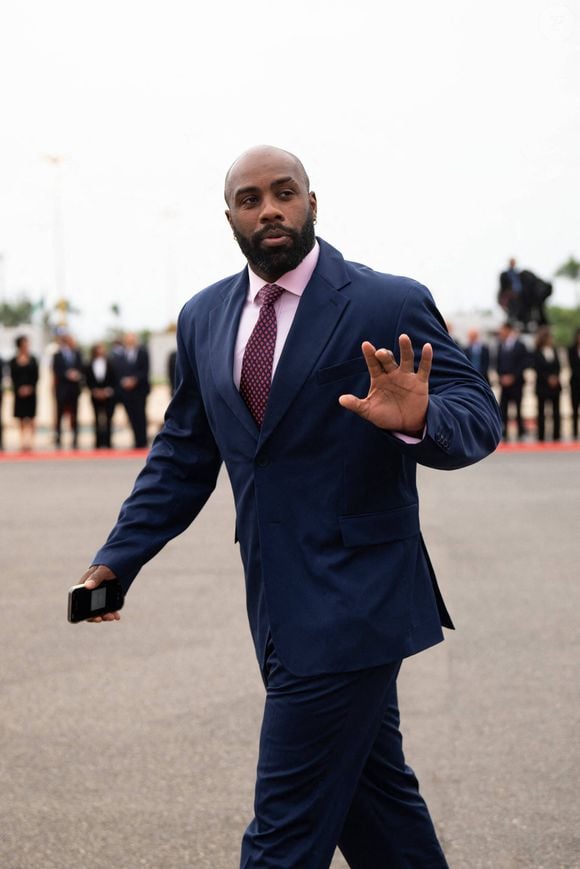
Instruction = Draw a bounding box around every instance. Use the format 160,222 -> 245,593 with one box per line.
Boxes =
568,327 -> 580,439
10,335 -> 39,451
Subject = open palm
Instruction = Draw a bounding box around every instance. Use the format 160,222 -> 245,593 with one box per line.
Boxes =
339,335 -> 432,435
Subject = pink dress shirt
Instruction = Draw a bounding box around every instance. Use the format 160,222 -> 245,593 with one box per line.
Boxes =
233,242 -> 320,388
233,241 -> 424,443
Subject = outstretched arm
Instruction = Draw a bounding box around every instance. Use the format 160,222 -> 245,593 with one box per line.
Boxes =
79,307 -> 223,609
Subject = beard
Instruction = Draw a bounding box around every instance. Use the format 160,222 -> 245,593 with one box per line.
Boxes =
232,209 -> 316,280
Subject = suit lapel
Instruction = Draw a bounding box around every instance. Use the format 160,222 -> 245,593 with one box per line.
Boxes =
259,243 -> 351,444
208,270 -> 259,439
208,240 -> 352,445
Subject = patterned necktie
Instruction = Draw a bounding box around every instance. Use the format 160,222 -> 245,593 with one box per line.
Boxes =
240,283 -> 285,427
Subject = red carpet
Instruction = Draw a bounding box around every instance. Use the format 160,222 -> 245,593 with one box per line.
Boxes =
496,441 -> 580,453
0,448 -> 149,463
1,443 -> 578,462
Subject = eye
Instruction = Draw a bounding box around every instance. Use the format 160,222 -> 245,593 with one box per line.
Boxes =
240,195 -> 259,208
278,189 -> 295,199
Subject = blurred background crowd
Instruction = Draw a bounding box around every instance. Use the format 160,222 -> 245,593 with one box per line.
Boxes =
1,255 -> 579,453
0,329 -> 165,453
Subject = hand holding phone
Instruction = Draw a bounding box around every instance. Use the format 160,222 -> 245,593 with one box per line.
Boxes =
68,565 -> 124,623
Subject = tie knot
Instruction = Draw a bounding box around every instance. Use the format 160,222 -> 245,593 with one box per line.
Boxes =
259,283 -> 285,307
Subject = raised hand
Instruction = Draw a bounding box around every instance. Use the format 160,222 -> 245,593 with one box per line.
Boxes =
338,335 -> 432,436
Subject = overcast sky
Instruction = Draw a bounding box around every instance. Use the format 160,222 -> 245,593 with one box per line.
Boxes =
0,0 -> 578,341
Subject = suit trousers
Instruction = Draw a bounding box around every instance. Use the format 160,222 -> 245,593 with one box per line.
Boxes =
499,388 -> 524,438
55,395 -> 79,447
240,640 -> 448,869
121,391 -> 148,448
91,398 -> 114,448
536,394 -> 561,441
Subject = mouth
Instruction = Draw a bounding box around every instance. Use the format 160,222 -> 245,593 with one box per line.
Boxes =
262,236 -> 291,248
259,228 -> 292,248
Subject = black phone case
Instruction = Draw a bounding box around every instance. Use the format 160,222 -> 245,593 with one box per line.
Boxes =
67,581 -> 124,623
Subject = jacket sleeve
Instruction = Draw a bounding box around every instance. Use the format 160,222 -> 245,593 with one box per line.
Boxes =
92,309 -> 223,593
385,283 -> 502,470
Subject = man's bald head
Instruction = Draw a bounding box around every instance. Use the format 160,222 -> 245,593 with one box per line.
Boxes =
224,144 -> 317,281
224,145 -> 310,206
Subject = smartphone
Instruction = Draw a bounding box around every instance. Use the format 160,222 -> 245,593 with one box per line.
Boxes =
67,579 -> 124,623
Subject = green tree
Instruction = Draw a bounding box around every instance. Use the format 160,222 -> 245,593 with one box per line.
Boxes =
555,256 -> 580,281
0,297 -> 35,326
555,256 -> 580,307
546,305 -> 580,347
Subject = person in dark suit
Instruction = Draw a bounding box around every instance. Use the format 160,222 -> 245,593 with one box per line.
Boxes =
532,327 -> 561,441
463,327 -> 491,383
85,342 -> 117,448
78,146 -> 502,869
111,332 -> 150,448
496,322 -> 529,440
52,333 -> 83,449
568,327 -> 580,439
498,257 -> 522,322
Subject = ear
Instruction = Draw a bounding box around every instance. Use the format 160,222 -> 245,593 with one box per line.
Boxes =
309,191 -> 317,220
225,209 -> 232,228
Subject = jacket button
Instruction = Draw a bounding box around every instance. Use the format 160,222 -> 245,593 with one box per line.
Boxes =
256,455 -> 270,468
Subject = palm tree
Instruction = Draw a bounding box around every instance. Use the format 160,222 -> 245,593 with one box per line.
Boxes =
555,256 -> 580,307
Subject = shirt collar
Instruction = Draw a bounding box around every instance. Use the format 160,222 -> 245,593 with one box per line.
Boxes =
247,240 -> 320,301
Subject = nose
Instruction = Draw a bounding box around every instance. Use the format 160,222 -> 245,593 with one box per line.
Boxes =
258,194 -> 284,224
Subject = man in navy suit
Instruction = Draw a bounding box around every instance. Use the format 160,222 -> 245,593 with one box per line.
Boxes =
80,146 -> 502,868
111,332 -> 150,448
53,333 -> 84,449
463,327 -> 491,383
496,322 -> 529,440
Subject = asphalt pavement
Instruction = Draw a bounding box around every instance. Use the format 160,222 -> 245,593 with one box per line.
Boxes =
0,450 -> 578,868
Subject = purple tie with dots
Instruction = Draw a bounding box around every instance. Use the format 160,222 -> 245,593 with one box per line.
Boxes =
239,283 -> 285,427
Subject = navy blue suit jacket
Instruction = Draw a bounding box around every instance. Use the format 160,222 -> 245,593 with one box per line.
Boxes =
53,349 -> 84,400
464,343 -> 490,383
110,346 -> 150,397
94,240 -> 502,676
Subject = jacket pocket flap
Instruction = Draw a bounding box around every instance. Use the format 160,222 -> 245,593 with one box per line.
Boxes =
317,356 -> 367,384
339,504 -> 419,547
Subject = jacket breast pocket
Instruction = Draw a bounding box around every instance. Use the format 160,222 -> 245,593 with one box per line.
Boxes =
316,356 -> 367,385
338,504 -> 420,547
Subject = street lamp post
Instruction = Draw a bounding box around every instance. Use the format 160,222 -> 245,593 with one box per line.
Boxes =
43,154 -> 67,325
